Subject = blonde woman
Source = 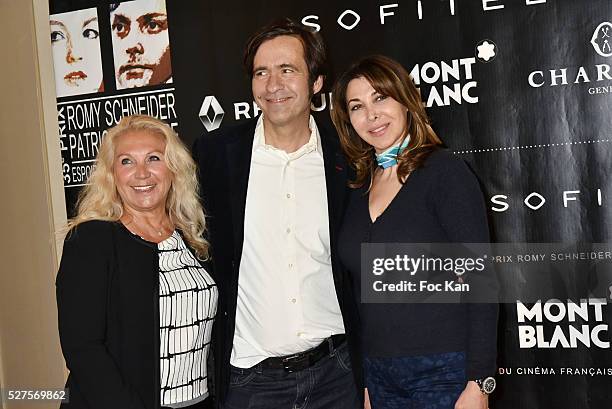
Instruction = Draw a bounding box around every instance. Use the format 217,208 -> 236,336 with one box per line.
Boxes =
56,115 -> 217,409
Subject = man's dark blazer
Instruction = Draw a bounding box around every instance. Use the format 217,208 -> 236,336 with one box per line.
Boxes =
193,116 -> 362,404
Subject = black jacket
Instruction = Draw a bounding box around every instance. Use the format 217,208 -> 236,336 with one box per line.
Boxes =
193,117 -> 362,404
56,220 -> 212,409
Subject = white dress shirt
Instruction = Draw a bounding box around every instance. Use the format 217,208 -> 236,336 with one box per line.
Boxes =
230,115 -> 345,368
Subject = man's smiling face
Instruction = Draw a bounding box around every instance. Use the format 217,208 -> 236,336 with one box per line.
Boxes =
251,35 -> 322,130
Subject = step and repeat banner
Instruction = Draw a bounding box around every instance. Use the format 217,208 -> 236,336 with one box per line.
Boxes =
48,0 -> 612,407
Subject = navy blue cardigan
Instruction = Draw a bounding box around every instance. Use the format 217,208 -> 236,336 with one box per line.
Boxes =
338,149 -> 498,380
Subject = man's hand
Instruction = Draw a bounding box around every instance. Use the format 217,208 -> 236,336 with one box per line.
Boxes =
454,381 -> 488,409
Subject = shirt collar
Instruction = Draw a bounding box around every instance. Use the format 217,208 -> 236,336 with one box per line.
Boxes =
253,115 -> 322,159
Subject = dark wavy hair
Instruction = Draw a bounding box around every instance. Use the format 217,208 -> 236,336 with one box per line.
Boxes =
331,55 -> 442,188
243,17 -> 328,91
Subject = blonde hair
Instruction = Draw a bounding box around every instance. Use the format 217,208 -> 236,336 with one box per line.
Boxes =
67,115 -> 209,259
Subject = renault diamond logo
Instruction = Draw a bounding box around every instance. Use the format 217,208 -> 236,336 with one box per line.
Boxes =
199,96 -> 224,132
591,22 -> 612,57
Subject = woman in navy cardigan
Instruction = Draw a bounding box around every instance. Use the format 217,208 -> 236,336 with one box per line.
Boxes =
331,56 -> 498,409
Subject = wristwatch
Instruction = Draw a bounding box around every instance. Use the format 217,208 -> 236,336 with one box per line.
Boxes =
474,377 -> 496,395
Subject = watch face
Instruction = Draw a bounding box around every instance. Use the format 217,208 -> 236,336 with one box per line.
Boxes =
482,377 -> 496,394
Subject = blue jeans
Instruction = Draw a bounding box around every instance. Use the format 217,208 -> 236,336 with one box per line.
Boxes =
364,351 -> 467,409
222,342 -> 360,409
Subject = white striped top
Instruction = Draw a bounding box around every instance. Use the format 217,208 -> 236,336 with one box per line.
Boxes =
158,231 -> 217,408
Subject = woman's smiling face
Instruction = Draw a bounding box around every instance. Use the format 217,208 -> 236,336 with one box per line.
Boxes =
346,76 -> 408,154
113,130 -> 172,215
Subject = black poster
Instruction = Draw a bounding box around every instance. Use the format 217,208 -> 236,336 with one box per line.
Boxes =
48,1 -> 612,407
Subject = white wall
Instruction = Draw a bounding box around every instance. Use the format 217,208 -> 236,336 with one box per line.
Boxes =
0,0 -> 68,407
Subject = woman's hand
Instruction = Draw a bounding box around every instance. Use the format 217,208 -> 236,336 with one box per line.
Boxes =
454,381 -> 488,409
364,388 -> 371,409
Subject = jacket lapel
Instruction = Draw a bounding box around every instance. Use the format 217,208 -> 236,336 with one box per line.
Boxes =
225,121 -> 256,261
320,126 -> 350,301
320,127 -> 349,248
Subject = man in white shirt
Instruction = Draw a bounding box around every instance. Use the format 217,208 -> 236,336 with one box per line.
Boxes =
194,18 -> 361,409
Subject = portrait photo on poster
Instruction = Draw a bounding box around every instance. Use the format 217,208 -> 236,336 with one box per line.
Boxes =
50,8 -> 104,98
110,0 -> 173,90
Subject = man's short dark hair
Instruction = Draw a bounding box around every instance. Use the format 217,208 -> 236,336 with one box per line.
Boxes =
243,18 -> 328,90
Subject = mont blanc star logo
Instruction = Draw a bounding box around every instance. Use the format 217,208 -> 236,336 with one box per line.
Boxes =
476,39 -> 497,63
591,22 -> 612,57
199,96 -> 225,132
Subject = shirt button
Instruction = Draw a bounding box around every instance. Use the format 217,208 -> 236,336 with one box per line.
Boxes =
286,193 -> 291,198
291,298 -> 296,304
286,227 -> 291,234
297,331 -> 304,337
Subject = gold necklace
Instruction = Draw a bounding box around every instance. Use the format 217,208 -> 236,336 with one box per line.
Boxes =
124,214 -> 171,239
